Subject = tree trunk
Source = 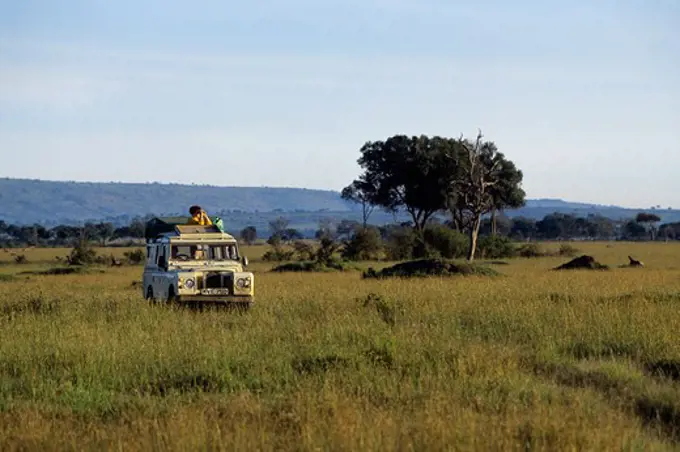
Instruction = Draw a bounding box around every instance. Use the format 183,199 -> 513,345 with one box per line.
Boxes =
491,209 -> 497,236
450,209 -> 463,232
467,214 -> 482,261
412,214 -> 431,259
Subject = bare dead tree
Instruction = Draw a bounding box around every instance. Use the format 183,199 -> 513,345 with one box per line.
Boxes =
446,129 -> 505,261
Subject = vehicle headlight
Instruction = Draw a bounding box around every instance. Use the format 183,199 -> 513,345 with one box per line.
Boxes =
236,277 -> 251,289
184,278 -> 195,289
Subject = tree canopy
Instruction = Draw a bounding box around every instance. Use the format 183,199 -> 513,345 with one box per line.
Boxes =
350,131 -> 526,260
354,135 -> 452,234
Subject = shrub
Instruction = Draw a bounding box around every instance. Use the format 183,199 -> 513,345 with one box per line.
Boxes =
14,254 -> 28,264
423,225 -> 469,259
262,248 -> 294,262
342,227 -> 383,261
517,243 -> 547,258
558,243 -> 579,257
383,225 -> 469,261
94,254 -> 113,265
262,235 -> 295,261
384,227 -> 416,261
293,241 -> 316,261
316,237 -> 342,266
476,235 -> 516,259
124,248 -> 146,265
66,240 -> 97,265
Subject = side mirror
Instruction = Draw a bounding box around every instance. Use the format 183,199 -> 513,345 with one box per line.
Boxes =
241,256 -> 249,267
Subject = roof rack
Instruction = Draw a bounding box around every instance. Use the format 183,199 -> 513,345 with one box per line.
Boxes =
175,224 -> 221,235
145,217 -> 226,242
145,216 -> 188,241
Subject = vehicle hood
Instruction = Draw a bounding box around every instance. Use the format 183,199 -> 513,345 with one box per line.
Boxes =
170,261 -> 243,273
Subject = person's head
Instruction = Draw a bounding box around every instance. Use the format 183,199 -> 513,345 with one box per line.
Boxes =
189,205 -> 202,216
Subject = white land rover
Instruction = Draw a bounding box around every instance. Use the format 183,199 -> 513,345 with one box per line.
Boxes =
142,218 -> 254,308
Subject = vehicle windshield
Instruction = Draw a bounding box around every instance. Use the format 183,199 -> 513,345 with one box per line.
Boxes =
170,243 -> 239,261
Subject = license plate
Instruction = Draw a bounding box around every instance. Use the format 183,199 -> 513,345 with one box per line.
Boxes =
201,288 -> 230,296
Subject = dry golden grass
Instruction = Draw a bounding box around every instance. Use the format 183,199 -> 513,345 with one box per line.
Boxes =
1,241 -> 680,451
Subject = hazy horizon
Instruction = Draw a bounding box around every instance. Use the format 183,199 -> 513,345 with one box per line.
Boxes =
1,1 -> 678,209
1,176 -> 673,211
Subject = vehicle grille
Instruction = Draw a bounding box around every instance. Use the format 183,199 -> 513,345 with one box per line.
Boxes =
204,272 -> 231,289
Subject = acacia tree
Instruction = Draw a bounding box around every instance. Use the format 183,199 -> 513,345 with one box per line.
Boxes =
269,217 -> 289,241
240,226 -> 257,245
445,130 -> 525,261
341,180 -> 375,228
352,135 -> 451,253
635,212 -> 662,241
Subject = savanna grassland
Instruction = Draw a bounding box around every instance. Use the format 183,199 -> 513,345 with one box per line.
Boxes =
1,242 -> 680,451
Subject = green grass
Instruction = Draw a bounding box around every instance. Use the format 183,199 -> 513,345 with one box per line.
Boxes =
0,242 -> 680,450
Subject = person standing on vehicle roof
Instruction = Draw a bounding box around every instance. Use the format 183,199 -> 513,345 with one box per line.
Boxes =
187,205 -> 212,226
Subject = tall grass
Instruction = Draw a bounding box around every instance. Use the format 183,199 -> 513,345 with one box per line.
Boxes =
0,242 -> 679,450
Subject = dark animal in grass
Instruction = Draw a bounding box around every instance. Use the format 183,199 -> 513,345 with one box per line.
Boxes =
627,255 -> 644,267
554,255 -> 609,271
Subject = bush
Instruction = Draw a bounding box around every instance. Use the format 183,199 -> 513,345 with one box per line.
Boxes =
93,254 -> 119,266
124,249 -> 146,265
384,227 -> 416,261
558,243 -> 579,257
477,235 -> 516,259
517,243 -> 547,258
293,241 -> 316,261
13,254 -> 28,264
316,237 -> 342,266
342,227 -> 383,261
423,225 -> 469,259
262,235 -> 295,261
67,241 -> 97,265
262,248 -> 294,262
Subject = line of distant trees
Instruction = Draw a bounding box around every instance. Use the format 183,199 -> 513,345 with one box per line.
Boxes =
1,210 -> 677,249
284,212 -> 676,243
0,218 -> 147,248
475,211 -> 677,241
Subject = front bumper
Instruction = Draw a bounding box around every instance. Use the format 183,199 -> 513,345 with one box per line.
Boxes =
177,295 -> 253,304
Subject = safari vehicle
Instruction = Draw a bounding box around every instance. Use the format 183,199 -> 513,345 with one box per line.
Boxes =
143,217 -> 254,308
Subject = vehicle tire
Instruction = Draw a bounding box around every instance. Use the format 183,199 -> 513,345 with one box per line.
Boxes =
167,286 -> 177,305
146,287 -> 155,305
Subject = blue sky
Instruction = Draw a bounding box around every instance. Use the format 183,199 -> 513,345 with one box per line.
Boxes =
0,0 -> 678,208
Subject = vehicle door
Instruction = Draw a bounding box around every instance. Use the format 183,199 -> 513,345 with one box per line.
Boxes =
153,243 -> 170,300
142,244 -> 156,297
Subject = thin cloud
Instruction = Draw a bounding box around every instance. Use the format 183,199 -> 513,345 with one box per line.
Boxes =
0,66 -> 122,110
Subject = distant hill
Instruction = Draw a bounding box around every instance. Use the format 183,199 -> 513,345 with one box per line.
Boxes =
1,178 -> 679,229
0,178 -> 352,225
